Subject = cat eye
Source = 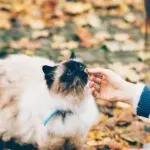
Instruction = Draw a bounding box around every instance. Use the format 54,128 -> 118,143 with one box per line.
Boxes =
79,64 -> 85,71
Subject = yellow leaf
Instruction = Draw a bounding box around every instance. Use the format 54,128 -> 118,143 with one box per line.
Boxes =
64,2 -> 91,15
24,50 -> 34,56
99,113 -> 108,122
146,135 -> 150,142
86,140 -> 99,146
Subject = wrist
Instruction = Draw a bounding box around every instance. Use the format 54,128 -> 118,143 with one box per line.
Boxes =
122,82 -> 145,107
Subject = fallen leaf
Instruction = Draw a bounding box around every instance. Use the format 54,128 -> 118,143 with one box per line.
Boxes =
121,40 -> 144,51
91,0 -> 120,8
138,52 -> 150,61
31,30 -> 50,39
75,27 -> 93,48
29,19 -> 46,29
103,41 -> 120,52
64,2 -> 91,15
0,11 -> 11,29
73,15 -> 88,27
94,31 -> 112,42
51,41 -> 79,50
111,19 -> 131,30
40,0 -> 57,14
24,49 -> 35,56
124,13 -> 136,23
114,108 -> 134,125
114,33 -> 130,42
116,102 -> 131,109
9,38 -> 41,49
108,62 -> 140,82
87,13 -> 101,28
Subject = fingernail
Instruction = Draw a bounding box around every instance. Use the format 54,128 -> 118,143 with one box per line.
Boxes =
85,68 -> 90,75
85,68 -> 88,73
96,78 -> 101,83
95,84 -> 100,90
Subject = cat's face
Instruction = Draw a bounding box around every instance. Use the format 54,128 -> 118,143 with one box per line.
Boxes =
42,53 -> 88,97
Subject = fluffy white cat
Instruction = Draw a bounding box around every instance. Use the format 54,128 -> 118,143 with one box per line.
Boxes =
0,54 -> 99,150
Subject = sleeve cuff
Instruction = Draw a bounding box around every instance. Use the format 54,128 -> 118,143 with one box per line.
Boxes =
137,85 -> 150,118
132,83 -> 145,110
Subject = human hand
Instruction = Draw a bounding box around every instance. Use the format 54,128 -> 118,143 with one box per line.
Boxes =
87,68 -> 136,105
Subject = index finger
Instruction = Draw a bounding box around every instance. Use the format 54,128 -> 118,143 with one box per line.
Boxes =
87,68 -> 110,75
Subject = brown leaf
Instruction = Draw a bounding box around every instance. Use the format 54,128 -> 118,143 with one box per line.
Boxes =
0,11 -> 11,29
40,0 -> 57,14
114,108 -> 134,125
75,27 -> 94,48
9,38 -> 41,49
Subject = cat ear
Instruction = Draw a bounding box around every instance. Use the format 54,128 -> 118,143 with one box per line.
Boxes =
70,51 -> 76,59
42,65 -> 56,74
42,65 -> 57,88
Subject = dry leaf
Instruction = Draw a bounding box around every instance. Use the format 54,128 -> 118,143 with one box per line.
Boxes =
114,108 -> 134,125
24,49 -> 35,56
108,62 -> 140,82
104,41 -> 120,52
124,13 -> 136,23
111,19 -> 131,30
114,33 -> 130,42
94,31 -> 112,42
121,40 -> 144,51
91,0 -> 119,8
73,15 -> 88,27
0,11 -> 11,29
87,14 -> 101,28
51,41 -> 79,50
29,19 -> 46,29
75,27 -> 94,48
64,2 -> 91,15
138,52 -> 150,61
31,30 -> 50,39
9,38 -> 41,49
40,0 -> 57,14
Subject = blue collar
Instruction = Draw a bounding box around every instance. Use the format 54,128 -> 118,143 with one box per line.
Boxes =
43,109 -> 73,126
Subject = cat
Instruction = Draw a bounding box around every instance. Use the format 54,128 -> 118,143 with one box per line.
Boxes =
0,53 -> 99,150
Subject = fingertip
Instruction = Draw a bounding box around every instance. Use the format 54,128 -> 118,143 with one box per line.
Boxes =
91,87 -> 95,91
94,84 -> 100,91
95,90 -> 101,98
89,76 -> 93,81
89,82 -> 94,88
91,90 -> 95,96
95,77 -> 102,83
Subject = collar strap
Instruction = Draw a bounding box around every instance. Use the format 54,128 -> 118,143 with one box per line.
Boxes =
43,109 -> 73,126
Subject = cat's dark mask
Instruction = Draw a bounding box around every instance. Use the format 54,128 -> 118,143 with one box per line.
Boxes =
42,52 -> 88,95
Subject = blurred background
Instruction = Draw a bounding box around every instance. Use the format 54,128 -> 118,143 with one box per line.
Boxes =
0,0 -> 150,149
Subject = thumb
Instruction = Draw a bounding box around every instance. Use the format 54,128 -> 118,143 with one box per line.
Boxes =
87,68 -> 126,87
87,68 -> 112,77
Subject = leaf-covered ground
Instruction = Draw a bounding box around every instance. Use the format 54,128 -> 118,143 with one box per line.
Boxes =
0,0 -> 150,149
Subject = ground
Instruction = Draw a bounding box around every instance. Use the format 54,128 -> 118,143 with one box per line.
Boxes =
0,0 -> 150,149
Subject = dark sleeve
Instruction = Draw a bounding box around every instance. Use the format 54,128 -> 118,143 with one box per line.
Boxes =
137,85 -> 150,118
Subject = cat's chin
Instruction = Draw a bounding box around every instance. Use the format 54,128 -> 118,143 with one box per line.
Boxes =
50,84 -> 87,105
64,85 -> 86,98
